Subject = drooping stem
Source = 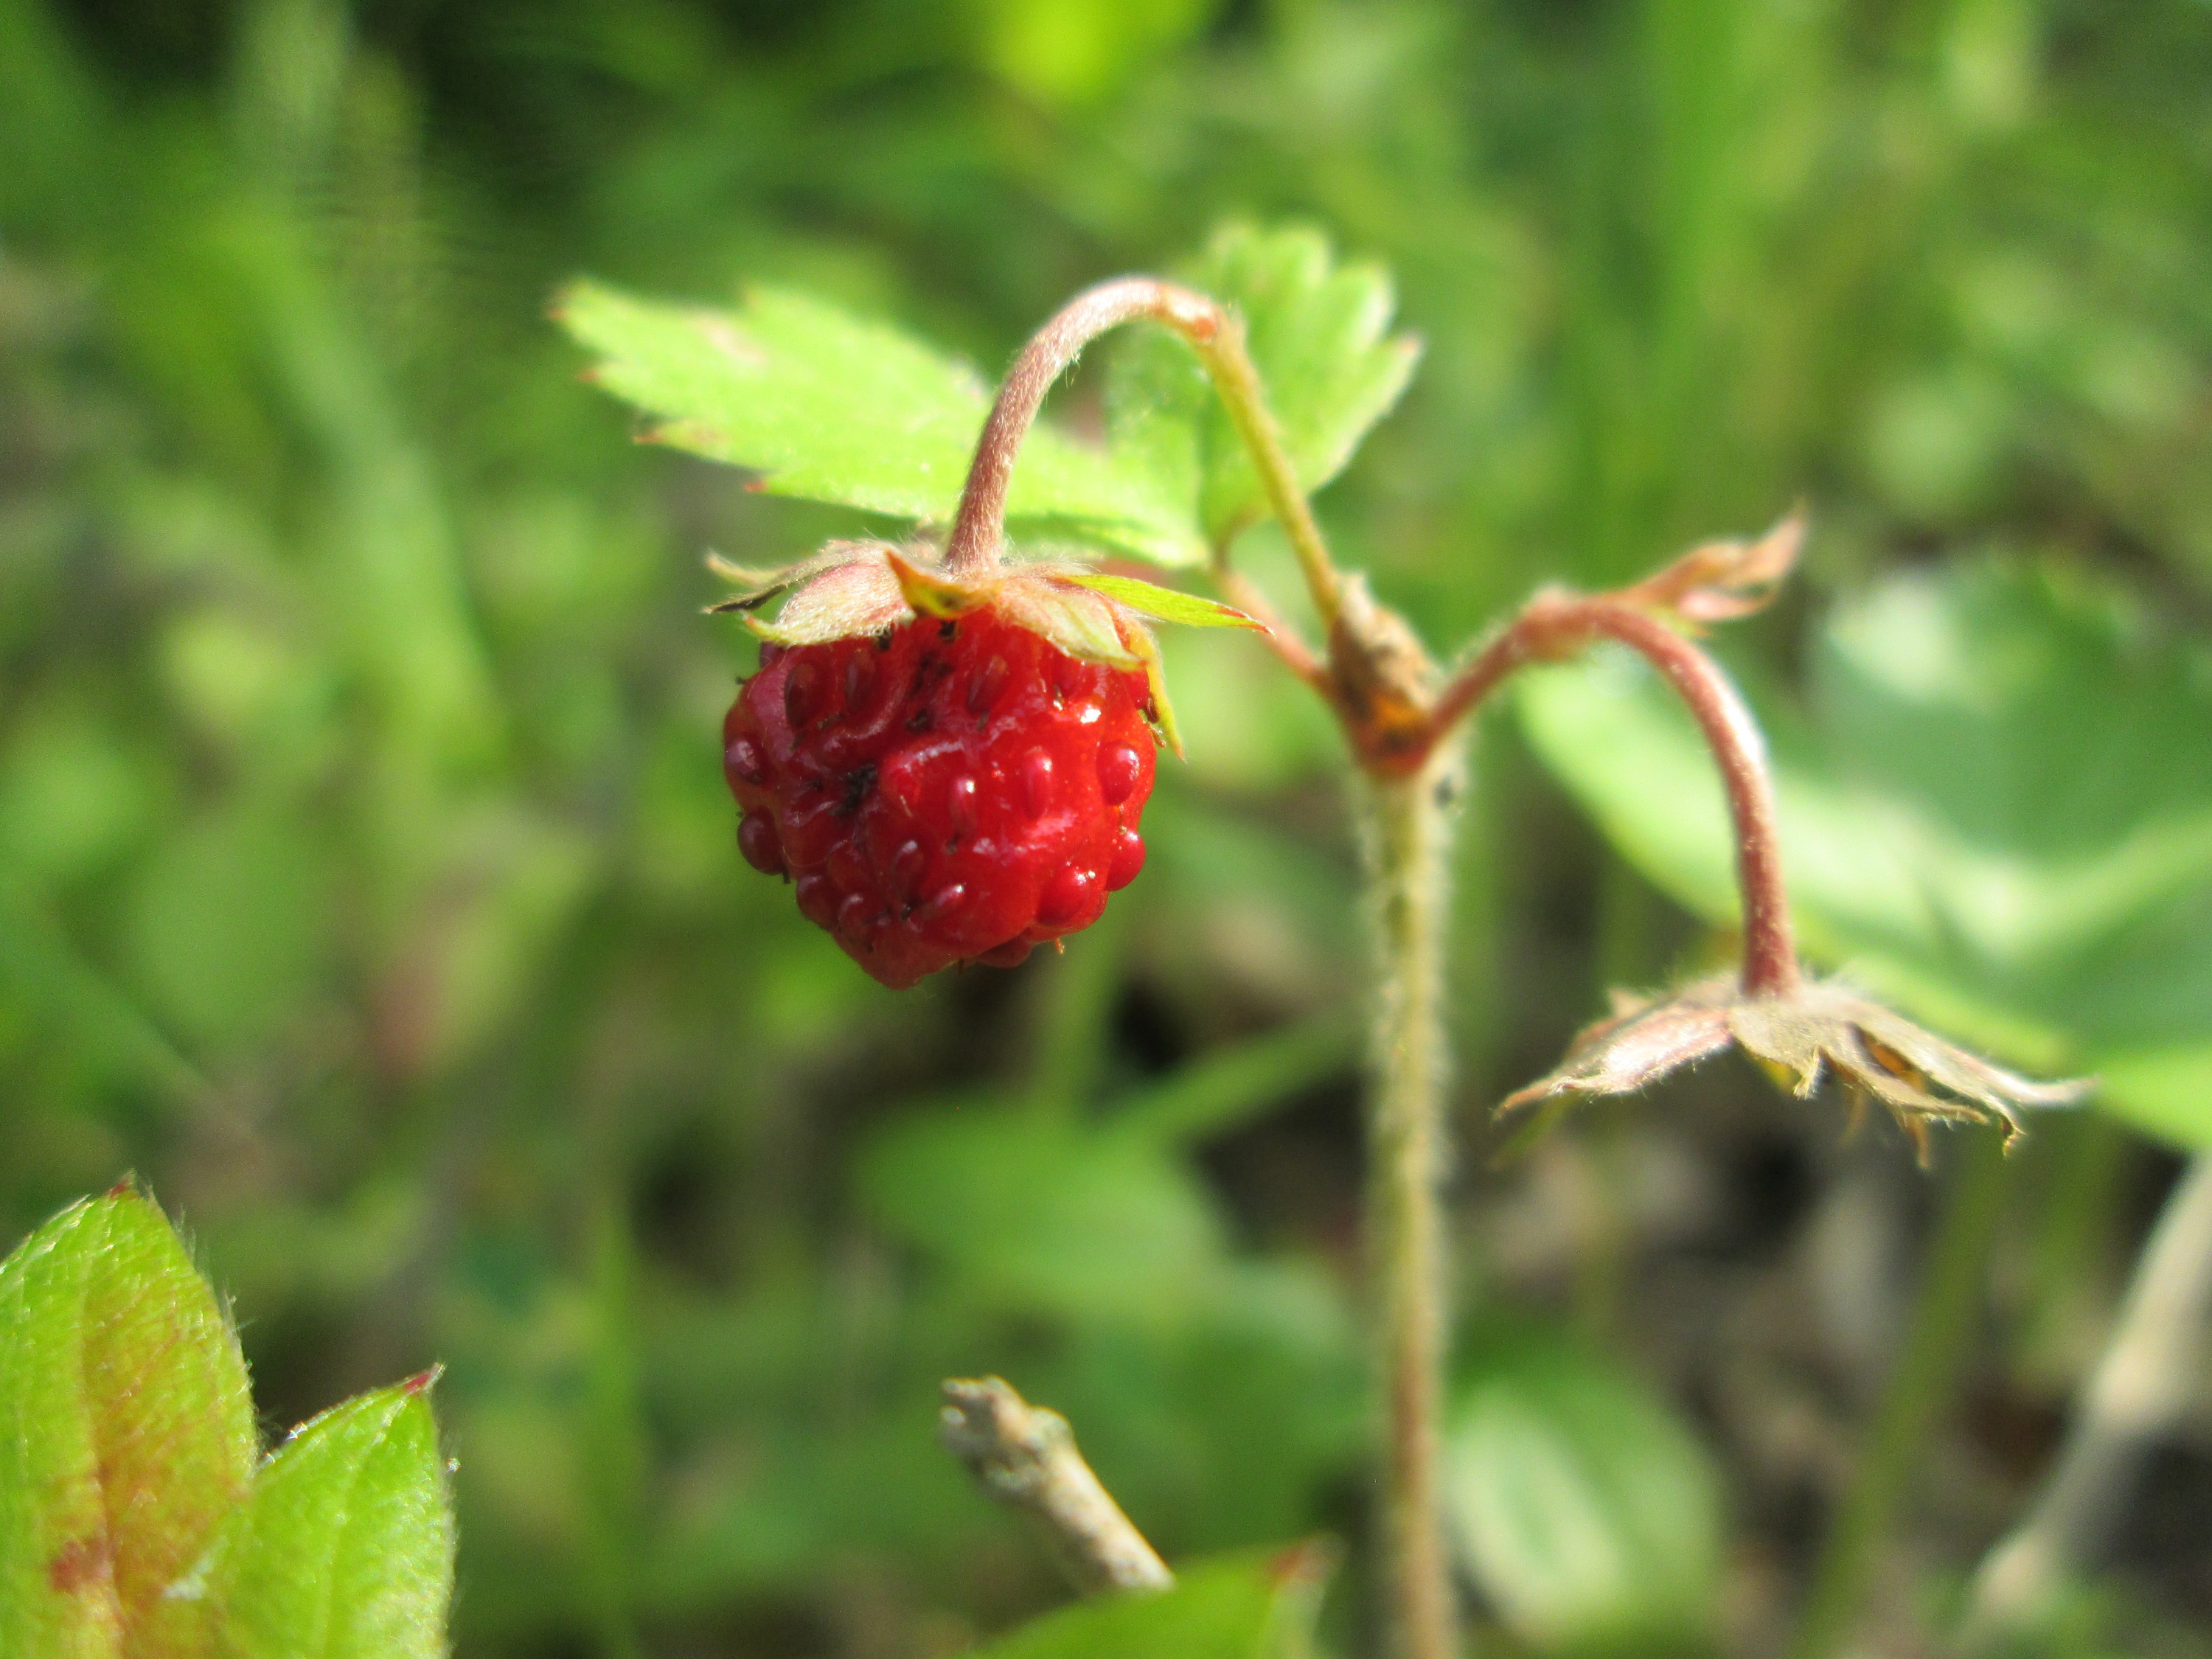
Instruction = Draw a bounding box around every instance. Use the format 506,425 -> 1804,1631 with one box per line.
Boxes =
1788,1129 -> 2011,1659
944,278 -> 1222,575
1584,606 -> 1795,995
942,279 -> 1345,638
1432,596 -> 1798,995
1363,750 -> 1461,1659
1964,1153 -> 2212,1640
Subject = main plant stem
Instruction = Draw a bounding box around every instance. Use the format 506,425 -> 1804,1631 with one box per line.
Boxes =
1435,595 -> 1798,996
1365,751 -> 1461,1659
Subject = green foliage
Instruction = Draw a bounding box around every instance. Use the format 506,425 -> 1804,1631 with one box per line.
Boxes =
967,1547 -> 1329,1659
204,1382 -> 454,1659
971,0 -> 1220,106
557,221 -> 1416,571
1107,223 -> 1420,550
1057,572 -> 1263,630
556,281 -> 1206,566
1517,559 -> 2212,1147
1443,1328 -> 1722,1656
0,1184 -> 255,1657
8,0 -> 2212,1653
0,1188 -> 453,1659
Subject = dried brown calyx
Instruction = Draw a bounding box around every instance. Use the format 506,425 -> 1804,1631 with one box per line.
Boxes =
1501,973 -> 2091,1161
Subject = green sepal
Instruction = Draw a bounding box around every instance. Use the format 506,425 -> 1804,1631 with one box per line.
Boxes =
1124,627 -> 1187,760
702,552 -> 807,613
991,580 -> 1142,670
886,549 -> 993,619
1055,572 -> 1262,632
740,552 -> 911,645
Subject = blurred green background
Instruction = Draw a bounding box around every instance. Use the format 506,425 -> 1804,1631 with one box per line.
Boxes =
5,1 -> 2212,1655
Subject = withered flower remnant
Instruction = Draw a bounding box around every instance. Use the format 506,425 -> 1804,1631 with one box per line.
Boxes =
1501,973 -> 2091,1161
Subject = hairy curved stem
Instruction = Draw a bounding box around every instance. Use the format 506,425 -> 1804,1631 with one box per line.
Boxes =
1580,606 -> 1796,995
1365,751 -> 1461,1659
1432,596 -> 1798,996
945,278 -> 1222,574
942,279 -> 1345,641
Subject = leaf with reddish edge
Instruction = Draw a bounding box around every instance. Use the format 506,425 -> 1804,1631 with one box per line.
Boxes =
0,1182 -> 257,1659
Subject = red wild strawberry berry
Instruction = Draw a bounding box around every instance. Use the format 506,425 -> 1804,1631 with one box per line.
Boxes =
722,606 -> 1158,989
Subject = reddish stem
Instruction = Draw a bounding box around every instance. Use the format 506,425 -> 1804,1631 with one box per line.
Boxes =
1430,597 -> 1800,997
944,278 -> 1222,575
1214,564 -> 1332,692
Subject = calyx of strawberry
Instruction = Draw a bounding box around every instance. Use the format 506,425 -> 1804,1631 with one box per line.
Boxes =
707,540 -> 1262,754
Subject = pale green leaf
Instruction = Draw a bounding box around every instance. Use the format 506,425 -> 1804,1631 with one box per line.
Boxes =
0,1186 -> 257,1659
1107,222 -> 1419,546
1057,572 -> 1263,630
206,1380 -> 454,1659
967,1546 -> 1329,1659
556,281 -> 1205,566
1444,1328 -> 1721,1654
1516,559 -> 2212,1147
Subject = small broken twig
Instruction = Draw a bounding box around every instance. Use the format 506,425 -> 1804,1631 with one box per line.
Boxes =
938,1377 -> 1173,1595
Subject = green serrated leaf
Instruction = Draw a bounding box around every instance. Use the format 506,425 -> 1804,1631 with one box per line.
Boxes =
556,281 -> 1204,566
1107,222 -> 1419,548
966,1546 -> 1329,1659
1444,1327 -> 1721,1654
0,1185 -> 257,1659
1057,572 -> 1262,630
1516,558 -> 2212,1148
204,1380 -> 454,1659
